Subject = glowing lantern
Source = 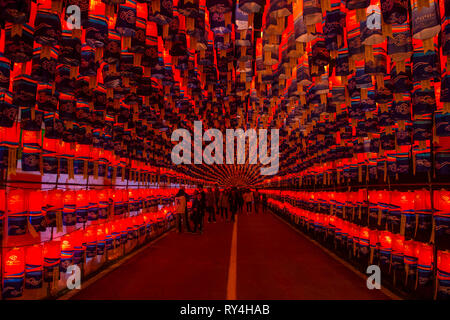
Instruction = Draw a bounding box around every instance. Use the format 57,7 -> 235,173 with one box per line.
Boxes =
71,229 -> 85,265
358,227 -> 370,263
104,223 -> 114,254
369,229 -> 379,264
437,250 -> 450,300
88,190 -> 99,221
3,247 -> 25,298
83,226 -> 97,259
7,189 -> 27,236
43,241 -> 61,283
379,231 -> 393,270
0,189 -> 5,243
417,243 -> 434,288
128,188 -> 138,214
63,191 -> 77,227
28,190 -> 46,232
403,240 -> 419,290
21,129 -> 41,172
391,234 -> 405,270
414,190 -> 432,243
111,220 -> 122,250
96,225 -> 106,256
60,233 -> 74,272
25,245 -> 43,289
97,189 -> 110,220
434,190 -> 450,251
112,189 -> 124,217
76,190 -> 89,224
46,190 -> 63,228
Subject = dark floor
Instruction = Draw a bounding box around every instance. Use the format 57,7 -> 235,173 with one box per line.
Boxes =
71,207 -> 389,300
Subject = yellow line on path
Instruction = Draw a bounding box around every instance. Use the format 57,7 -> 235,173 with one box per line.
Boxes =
226,214 -> 238,300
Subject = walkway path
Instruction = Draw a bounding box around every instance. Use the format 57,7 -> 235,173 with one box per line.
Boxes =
71,208 -> 389,300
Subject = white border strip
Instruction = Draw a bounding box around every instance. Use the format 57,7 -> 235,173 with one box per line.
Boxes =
271,211 -> 403,301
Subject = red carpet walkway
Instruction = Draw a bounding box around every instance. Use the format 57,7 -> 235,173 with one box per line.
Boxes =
71,208 -> 389,300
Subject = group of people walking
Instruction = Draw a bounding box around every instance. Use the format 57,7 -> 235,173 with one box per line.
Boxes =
174,185 -> 267,234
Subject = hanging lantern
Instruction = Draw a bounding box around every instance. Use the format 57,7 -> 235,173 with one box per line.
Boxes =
87,190 -> 99,222
7,189 -> 27,236
71,229 -> 85,265
4,23 -> 34,64
25,245 -> 43,289
403,240 -> 419,291
97,225 -> 106,256
417,242 -> 434,288
28,190 -> 46,233
379,230 -> 392,271
43,240 -> 61,283
21,129 -> 42,172
63,190 -> 77,227
391,234 -> 405,271
3,247 -> 25,298
60,233 -> 74,273
97,189 -> 110,220
414,190 -> 433,243
434,190 -> 450,251
437,250 -> 450,300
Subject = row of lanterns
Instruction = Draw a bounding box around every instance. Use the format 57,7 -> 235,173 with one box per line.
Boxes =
1,201 -> 177,299
268,197 -> 450,300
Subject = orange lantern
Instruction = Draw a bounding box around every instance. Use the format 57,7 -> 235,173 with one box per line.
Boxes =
358,227 -> 370,262
414,190 -> 432,243
63,190 -> 77,227
75,189 -> 88,224
3,247 -> 25,298
97,189 -> 110,220
7,189 -> 27,236
71,229 -> 85,265
391,234 -> 405,270
0,189 -> 4,243
417,243 -> 434,288
404,240 -> 419,290
104,222 -> 114,253
379,231 -> 392,269
96,225 -> 106,256
434,190 -> 450,251
60,233 -> 74,272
